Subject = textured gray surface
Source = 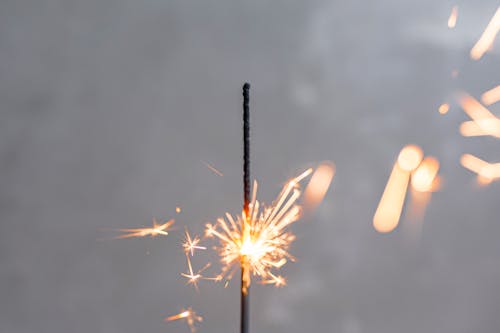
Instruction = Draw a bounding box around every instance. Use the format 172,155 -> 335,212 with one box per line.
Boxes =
1,1 -> 499,332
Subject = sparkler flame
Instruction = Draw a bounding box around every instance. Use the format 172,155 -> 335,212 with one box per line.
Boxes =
205,168 -> 314,290
165,307 -> 203,333
112,218 -> 174,239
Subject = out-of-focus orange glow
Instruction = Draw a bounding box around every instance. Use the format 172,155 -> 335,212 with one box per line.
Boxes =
166,307 -> 203,333
373,163 -> 410,233
397,145 -> 424,172
411,157 -> 440,192
113,218 -> 174,239
458,94 -> 500,138
460,154 -> 489,175
303,162 -> 335,211
470,7 -> 500,60
202,160 -> 224,176
481,85 -> 500,105
460,119 -> 500,138
448,6 -> 458,28
176,206 -> 182,213
438,103 -> 450,114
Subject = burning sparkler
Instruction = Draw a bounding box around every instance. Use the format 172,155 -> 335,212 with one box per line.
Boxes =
165,307 -> 203,333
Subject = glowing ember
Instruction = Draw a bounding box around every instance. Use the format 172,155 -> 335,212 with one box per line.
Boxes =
202,160 -> 224,176
205,168 -> 315,290
176,206 -> 182,213
411,157 -> 440,192
438,103 -> 450,115
448,6 -> 458,28
373,162 -> 410,233
470,7 -> 500,60
481,85 -> 500,106
165,307 -> 203,333
397,145 -> 424,172
112,218 -> 174,239
303,162 -> 335,212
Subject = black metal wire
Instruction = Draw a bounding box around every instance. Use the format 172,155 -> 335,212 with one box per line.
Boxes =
241,82 -> 251,333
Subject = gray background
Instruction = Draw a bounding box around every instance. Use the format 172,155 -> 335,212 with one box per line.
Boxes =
1,1 -> 499,332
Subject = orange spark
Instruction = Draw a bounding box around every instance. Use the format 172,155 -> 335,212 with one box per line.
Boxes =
180,254 -> 215,291
438,103 -> 450,115
303,162 -> 335,212
458,94 -> 500,138
470,7 -> 500,60
397,145 -> 424,172
448,6 -> 458,28
481,85 -> 500,106
113,218 -> 174,239
373,162 -> 410,233
165,307 -> 203,333
202,160 -> 224,176
183,228 -> 206,256
205,169 -> 313,290
176,206 -> 182,213
411,157 -> 440,192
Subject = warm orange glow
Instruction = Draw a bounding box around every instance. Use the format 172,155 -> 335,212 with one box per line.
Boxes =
448,6 -> 458,28
205,169 -> 313,289
481,85 -> 500,105
303,162 -> 335,211
460,154 -> 489,175
166,307 -> 203,333
397,145 -> 424,172
461,155 -> 500,184
411,157 -> 440,192
113,218 -> 174,239
202,160 -> 224,176
470,7 -> 500,60
373,163 -> 410,233
176,206 -> 182,213
438,103 -> 450,115
458,94 -> 500,138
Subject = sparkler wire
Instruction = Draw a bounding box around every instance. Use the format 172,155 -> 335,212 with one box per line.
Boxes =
241,82 -> 251,333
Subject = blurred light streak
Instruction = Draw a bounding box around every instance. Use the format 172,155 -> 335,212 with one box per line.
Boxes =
202,160 -> 224,176
303,162 -> 335,212
470,7 -> 500,60
460,154 -> 500,184
112,218 -> 174,239
460,153 -> 489,175
411,157 -> 440,192
438,103 -> 450,115
481,85 -> 500,106
397,144 -> 424,172
403,188 -> 432,244
448,6 -> 458,28
165,308 -> 203,333
458,94 -> 500,138
459,120 -> 500,137
373,162 -> 410,233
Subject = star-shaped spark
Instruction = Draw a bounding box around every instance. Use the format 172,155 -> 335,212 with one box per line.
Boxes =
180,255 -> 220,291
182,228 -> 206,256
165,307 -> 203,333
113,218 -> 174,239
